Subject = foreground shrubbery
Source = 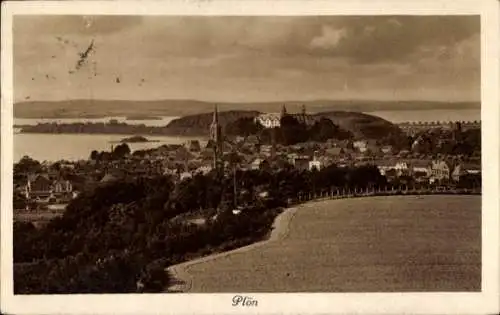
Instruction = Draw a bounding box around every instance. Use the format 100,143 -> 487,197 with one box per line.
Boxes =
14,164 -> 387,293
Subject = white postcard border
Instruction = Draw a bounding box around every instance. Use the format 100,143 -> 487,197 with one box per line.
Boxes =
1,1 -> 499,314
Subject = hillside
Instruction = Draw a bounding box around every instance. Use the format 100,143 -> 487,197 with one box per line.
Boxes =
13,99 -> 480,118
165,110 -> 402,140
164,110 -> 261,136
315,111 -> 403,139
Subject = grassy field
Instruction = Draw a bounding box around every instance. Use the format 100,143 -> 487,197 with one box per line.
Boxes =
179,195 -> 481,292
14,209 -> 65,227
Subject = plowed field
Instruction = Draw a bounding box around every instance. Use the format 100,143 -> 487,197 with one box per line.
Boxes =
171,195 -> 481,292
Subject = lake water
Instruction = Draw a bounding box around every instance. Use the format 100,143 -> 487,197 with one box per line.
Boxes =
365,109 -> 481,123
14,134 -> 206,162
14,116 -> 179,127
13,109 -> 480,162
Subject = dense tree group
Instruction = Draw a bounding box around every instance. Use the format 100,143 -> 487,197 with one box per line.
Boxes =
411,129 -> 480,156
90,143 -> 131,161
226,115 -> 354,145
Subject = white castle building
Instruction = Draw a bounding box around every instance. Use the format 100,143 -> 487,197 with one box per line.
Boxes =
255,104 -> 315,129
255,113 -> 281,128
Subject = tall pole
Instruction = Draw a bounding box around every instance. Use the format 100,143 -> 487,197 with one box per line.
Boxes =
271,127 -> 276,161
233,164 -> 237,208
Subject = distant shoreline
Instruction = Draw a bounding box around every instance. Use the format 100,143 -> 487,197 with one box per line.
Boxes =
13,99 -> 480,119
14,132 -> 208,139
13,107 -> 481,120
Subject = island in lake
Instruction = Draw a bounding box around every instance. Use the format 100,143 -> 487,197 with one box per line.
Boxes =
14,109 -> 403,141
113,135 -> 159,144
125,115 -> 163,121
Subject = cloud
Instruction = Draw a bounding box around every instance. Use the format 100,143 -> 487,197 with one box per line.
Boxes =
310,26 -> 347,49
312,16 -> 480,64
14,15 -> 143,36
13,15 -> 480,102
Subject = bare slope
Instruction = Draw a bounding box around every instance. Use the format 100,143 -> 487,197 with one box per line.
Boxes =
316,111 -> 403,139
172,195 -> 481,292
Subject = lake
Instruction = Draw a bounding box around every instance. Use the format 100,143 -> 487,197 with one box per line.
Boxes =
14,116 -> 179,127
13,109 -> 480,162
365,109 -> 480,123
14,133 -> 206,162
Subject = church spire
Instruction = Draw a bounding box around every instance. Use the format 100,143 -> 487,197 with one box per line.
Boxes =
210,105 -> 220,142
210,105 -> 222,171
280,104 -> 287,118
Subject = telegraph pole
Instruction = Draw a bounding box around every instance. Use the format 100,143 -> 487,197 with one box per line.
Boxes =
233,163 -> 237,208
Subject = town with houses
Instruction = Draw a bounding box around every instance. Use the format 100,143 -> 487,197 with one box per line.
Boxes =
14,106 -> 481,214
9,13 -> 486,298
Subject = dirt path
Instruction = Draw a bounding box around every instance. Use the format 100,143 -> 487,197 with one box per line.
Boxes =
165,206 -> 299,292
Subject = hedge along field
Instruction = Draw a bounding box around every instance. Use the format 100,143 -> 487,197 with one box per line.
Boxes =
177,195 -> 481,292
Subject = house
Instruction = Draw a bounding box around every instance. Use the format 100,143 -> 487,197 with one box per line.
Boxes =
429,160 -> 452,183
409,160 -> 431,182
260,145 -> 273,156
365,140 -> 380,154
353,140 -> 368,152
199,148 -> 215,161
270,156 -> 290,170
316,156 -> 333,168
451,164 -> 467,182
309,157 -> 322,171
186,140 -> 201,152
25,174 -> 73,203
464,163 -> 481,175
255,113 -> 281,128
59,162 -> 76,170
375,160 -> 397,176
52,179 -> 72,194
195,165 -> 213,175
384,168 -> 398,179
163,168 -> 178,176
187,159 -> 202,171
250,158 -> 265,170
309,160 -> 321,171
326,139 -> 350,148
25,174 -> 52,201
293,157 -> 310,171
179,171 -> 192,181
246,135 -> 260,145
452,163 -> 481,182
398,150 -> 410,157
394,162 -> 410,177
326,147 -> 343,157
381,145 -> 394,155
287,153 -> 299,162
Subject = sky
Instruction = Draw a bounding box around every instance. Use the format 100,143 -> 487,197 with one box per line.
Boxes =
13,15 -> 480,103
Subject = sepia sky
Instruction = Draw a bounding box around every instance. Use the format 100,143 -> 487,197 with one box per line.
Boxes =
13,15 -> 480,103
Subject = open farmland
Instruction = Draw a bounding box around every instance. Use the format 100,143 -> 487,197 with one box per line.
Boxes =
171,195 -> 481,292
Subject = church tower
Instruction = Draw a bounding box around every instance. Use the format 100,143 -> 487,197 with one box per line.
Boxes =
280,104 -> 288,119
210,105 -> 222,171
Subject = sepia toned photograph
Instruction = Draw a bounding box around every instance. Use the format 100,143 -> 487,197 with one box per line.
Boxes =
1,1 -> 499,314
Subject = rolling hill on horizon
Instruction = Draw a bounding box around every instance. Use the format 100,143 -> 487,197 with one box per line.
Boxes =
13,99 -> 480,119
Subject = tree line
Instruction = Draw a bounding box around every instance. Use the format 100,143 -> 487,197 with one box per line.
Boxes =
225,116 -> 354,146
